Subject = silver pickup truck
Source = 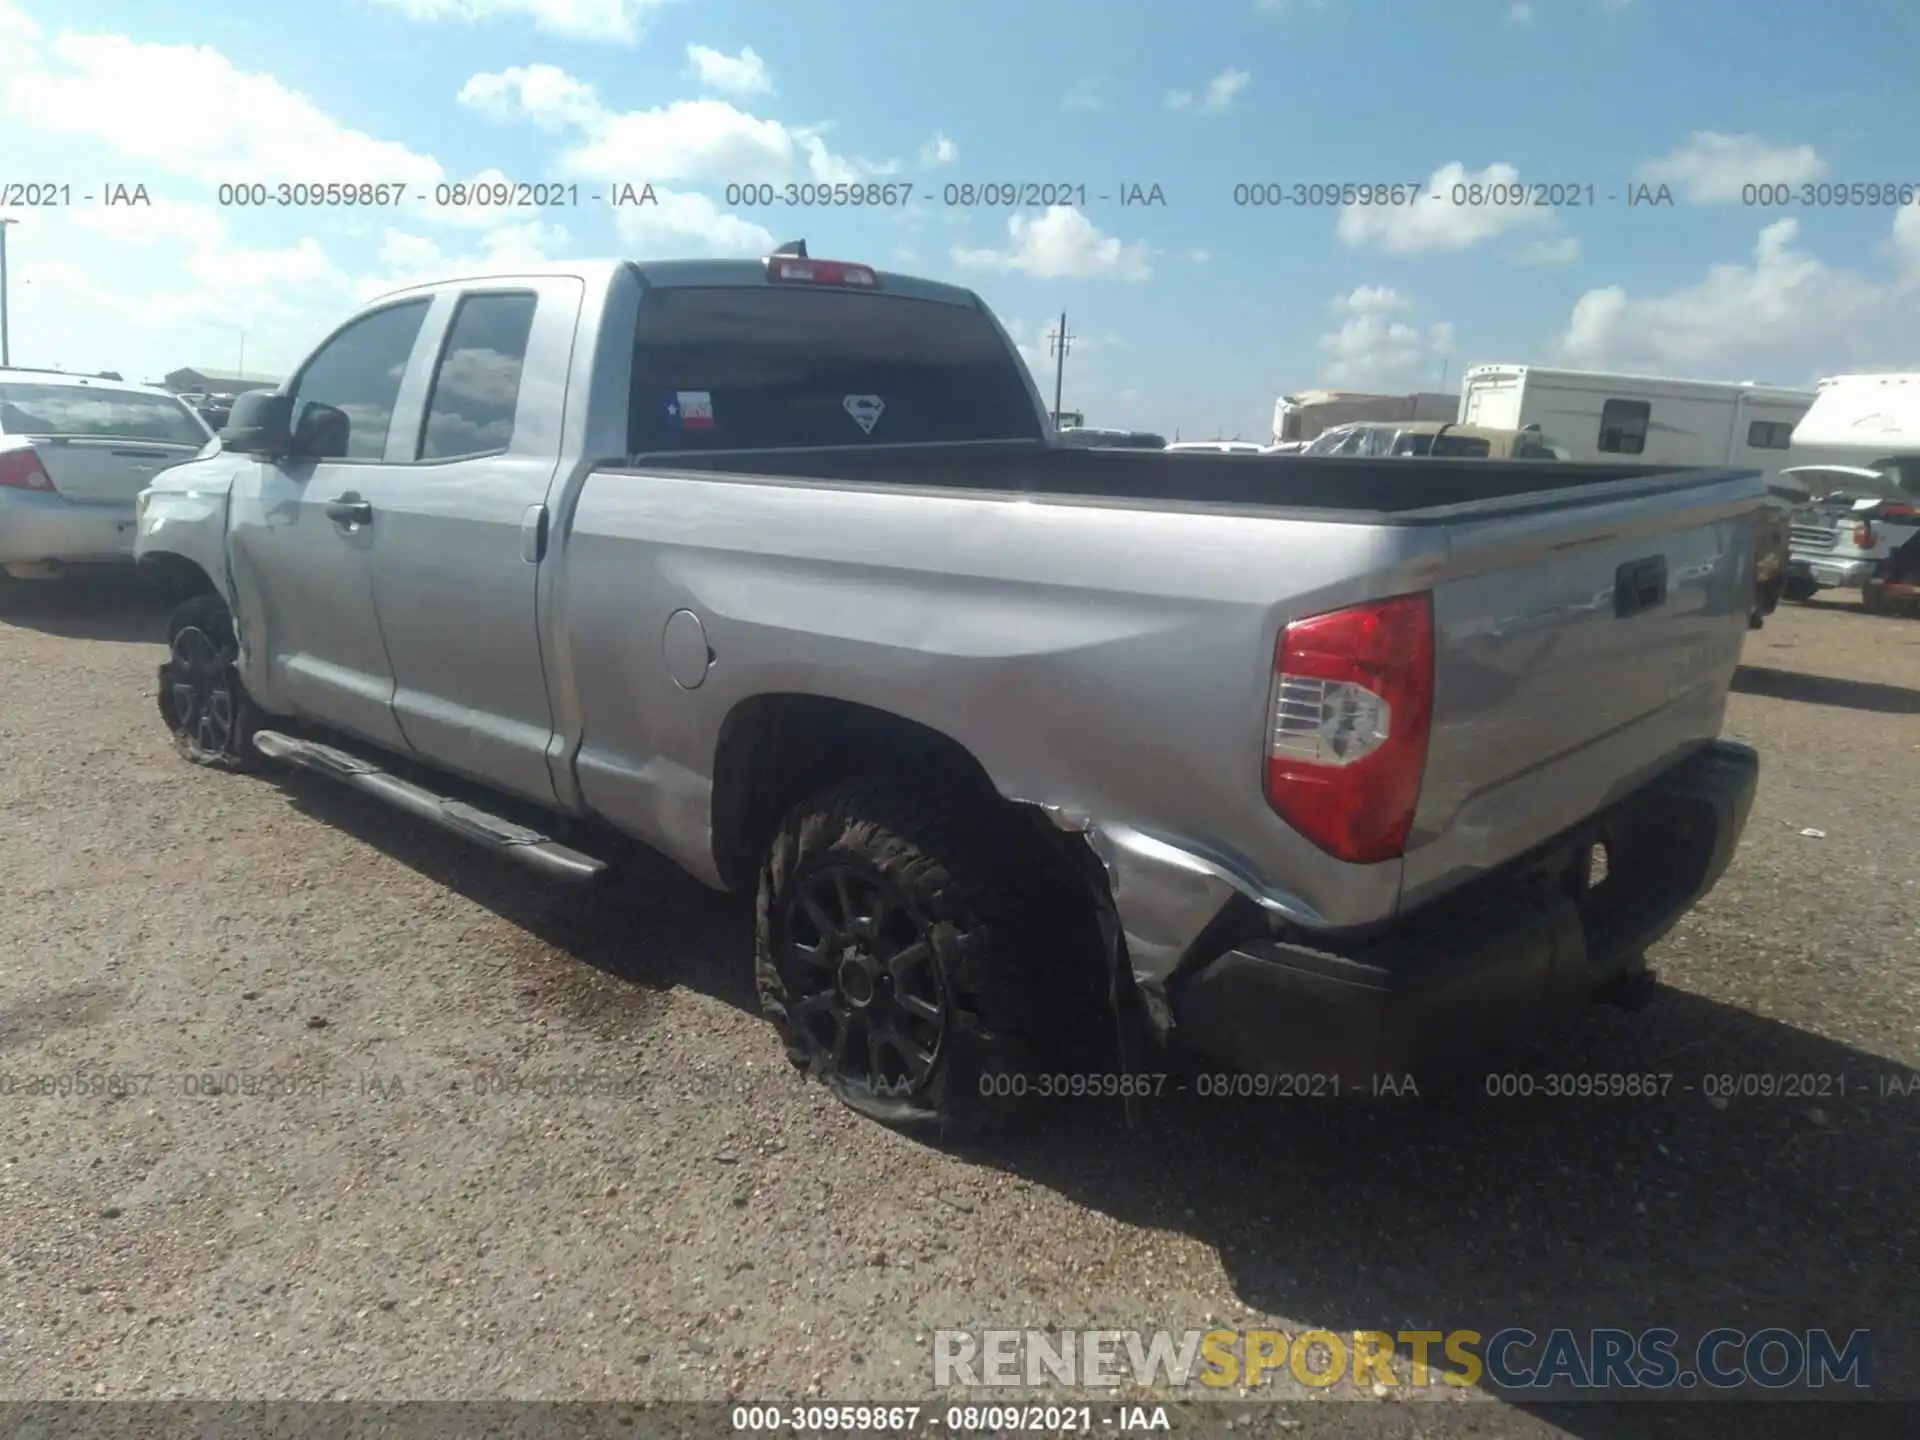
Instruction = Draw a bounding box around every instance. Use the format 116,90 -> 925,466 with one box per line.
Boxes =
134,247 -> 1763,1132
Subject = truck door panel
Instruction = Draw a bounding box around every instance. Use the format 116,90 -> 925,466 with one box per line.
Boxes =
226,298 -> 433,748
362,281 -> 576,805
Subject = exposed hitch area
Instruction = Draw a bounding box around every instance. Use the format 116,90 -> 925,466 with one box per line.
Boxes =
1160,743 -> 1756,1089
1592,962 -> 1660,1011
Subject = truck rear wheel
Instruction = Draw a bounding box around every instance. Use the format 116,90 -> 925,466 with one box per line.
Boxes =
755,778 -> 1042,1135
159,594 -> 266,770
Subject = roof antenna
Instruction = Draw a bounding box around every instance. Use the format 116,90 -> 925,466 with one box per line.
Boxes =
770,240 -> 807,258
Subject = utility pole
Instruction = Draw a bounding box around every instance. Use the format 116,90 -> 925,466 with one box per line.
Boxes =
1046,312 -> 1075,428
237,330 -> 247,379
0,217 -> 14,367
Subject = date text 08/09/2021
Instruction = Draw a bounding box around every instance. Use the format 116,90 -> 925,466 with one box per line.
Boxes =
9,177 -> 1920,212
730,1404 -> 1173,1434
948,1069 -> 1920,1103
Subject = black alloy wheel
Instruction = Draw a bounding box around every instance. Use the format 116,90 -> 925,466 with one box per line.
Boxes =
158,594 -> 263,769
778,860 -> 950,1098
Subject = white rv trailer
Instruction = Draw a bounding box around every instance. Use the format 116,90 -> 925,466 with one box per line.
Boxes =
1457,365 -> 1826,475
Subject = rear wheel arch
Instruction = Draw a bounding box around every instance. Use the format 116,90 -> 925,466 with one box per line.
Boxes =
710,696 -> 1121,1096
709,694 -> 1012,895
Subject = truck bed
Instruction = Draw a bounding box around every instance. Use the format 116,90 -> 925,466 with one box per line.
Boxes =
610,440 -> 1697,516
564,445 -> 1764,945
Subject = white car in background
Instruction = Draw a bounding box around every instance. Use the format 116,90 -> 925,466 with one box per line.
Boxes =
0,370 -> 215,579
1164,440 -> 1266,454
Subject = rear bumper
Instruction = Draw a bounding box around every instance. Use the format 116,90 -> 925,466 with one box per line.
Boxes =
1166,741 -> 1759,1084
1787,553 -> 1875,589
0,490 -> 137,567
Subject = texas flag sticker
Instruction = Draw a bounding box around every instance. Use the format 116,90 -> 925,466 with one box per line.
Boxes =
667,390 -> 714,429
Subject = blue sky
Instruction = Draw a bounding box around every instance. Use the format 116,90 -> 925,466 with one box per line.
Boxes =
3,0 -> 1918,438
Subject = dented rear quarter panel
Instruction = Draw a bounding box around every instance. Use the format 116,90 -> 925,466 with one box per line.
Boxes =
556,463 -> 1765,999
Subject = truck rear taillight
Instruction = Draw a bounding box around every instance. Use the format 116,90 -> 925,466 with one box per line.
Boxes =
0,446 -> 55,492
766,256 -> 879,288
1265,592 -> 1434,865
1854,521 -> 1877,548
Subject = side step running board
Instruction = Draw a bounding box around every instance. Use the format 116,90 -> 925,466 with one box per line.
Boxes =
252,730 -> 608,883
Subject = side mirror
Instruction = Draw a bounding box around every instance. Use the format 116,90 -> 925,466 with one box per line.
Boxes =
291,401 -> 351,460
219,390 -> 294,457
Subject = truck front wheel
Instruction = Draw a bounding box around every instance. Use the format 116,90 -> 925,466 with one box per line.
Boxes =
159,594 -> 266,770
1782,578 -> 1820,603
755,778 -> 1041,1135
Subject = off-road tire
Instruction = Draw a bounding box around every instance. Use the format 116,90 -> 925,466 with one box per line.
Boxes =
755,777 -> 1064,1137
1782,578 -> 1820,604
158,594 -> 267,770
1862,580 -> 1889,615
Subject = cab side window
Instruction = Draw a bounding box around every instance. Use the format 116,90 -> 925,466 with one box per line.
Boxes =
418,292 -> 539,461
285,300 -> 432,460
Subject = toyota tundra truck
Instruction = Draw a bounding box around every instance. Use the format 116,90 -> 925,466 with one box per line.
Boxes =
134,245 -> 1763,1132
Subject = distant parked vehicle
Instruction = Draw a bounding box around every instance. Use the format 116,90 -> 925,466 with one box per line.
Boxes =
1055,426 -> 1168,449
0,369 -> 214,579
1782,374 -> 1920,612
1386,423 -> 1567,460
1164,440 -> 1266,454
1302,422 -> 1396,456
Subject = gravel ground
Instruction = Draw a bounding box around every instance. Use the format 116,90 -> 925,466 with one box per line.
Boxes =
0,577 -> 1915,1438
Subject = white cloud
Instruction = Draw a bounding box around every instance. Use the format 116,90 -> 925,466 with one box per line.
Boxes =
0,23 -> 440,189
1166,68 -> 1251,114
0,198 -> 352,378
1557,215 -> 1920,374
457,63 -> 602,130
0,3 -> 560,380
367,0 -> 668,43
1336,160 -> 1554,255
611,190 -> 775,259
1318,286 -> 1457,389
459,63 -> 871,186
359,219 -> 566,301
686,44 -> 773,96
1895,201 -> 1920,276
1062,79 -> 1104,112
1506,2 -> 1534,21
1188,248 -> 1212,263
1636,131 -> 1827,202
1513,235 -> 1580,265
1201,68 -> 1251,112
951,207 -> 1152,281
919,133 -> 959,167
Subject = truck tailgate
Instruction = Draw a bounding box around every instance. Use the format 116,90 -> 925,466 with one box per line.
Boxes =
1398,471 -> 1759,910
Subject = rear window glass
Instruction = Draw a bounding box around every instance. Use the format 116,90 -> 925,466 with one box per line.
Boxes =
625,286 -> 1042,453
1393,432 -> 1494,458
0,383 -> 208,445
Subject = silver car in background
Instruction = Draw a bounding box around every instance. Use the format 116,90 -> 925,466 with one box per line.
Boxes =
0,369 -> 214,579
